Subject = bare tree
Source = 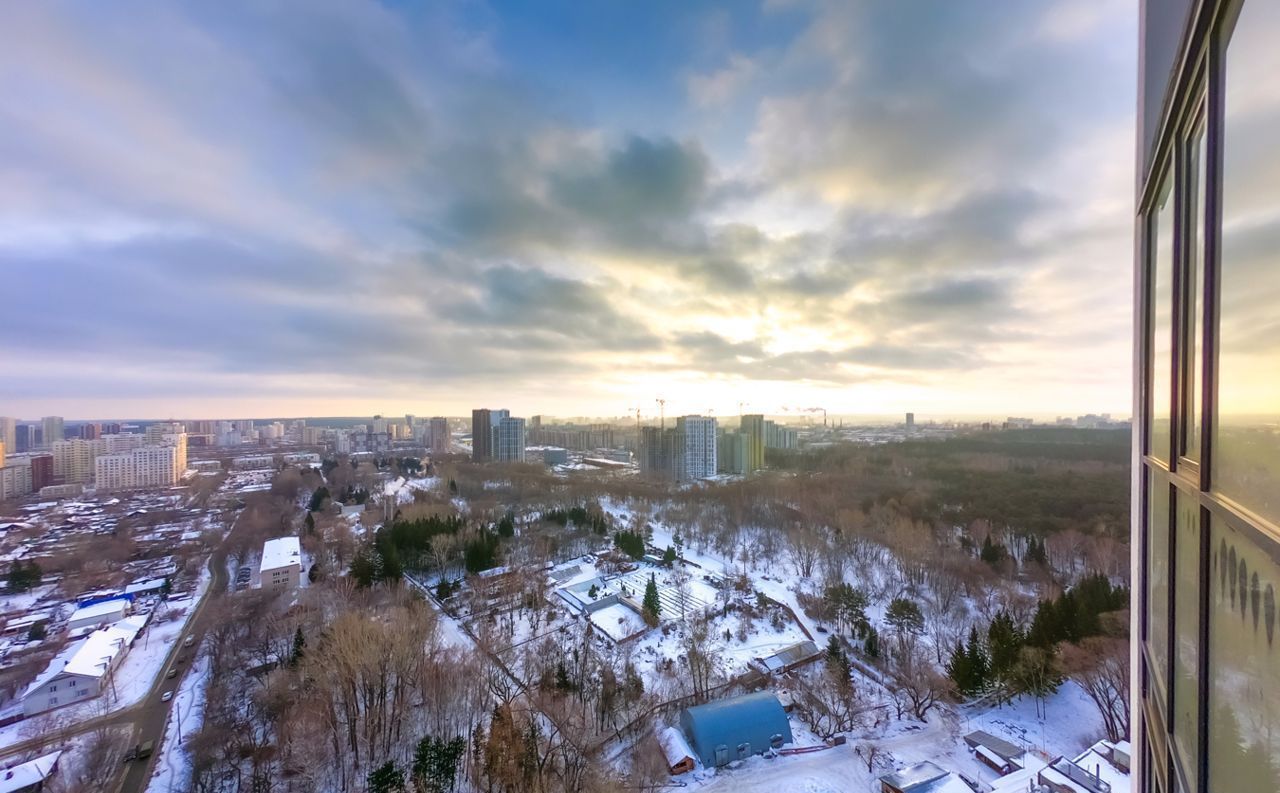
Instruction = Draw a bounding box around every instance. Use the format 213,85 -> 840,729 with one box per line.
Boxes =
1060,637 -> 1130,742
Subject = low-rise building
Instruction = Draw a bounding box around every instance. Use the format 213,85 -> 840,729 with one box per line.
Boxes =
880,761 -> 972,793
66,597 -> 130,633
679,691 -> 793,768
260,536 -> 302,590
0,749 -> 62,793
22,615 -> 146,716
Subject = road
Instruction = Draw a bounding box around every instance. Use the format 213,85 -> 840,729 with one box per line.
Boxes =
0,499 -> 245,793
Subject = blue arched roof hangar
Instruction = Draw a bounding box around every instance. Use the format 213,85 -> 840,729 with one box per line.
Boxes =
679,691 -> 794,767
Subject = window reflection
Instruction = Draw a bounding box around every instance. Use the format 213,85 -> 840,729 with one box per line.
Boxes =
1147,476 -> 1170,697
1215,0 -> 1280,524
1171,492 -> 1199,776
1151,174 -> 1174,463
1209,517 -> 1280,790
1182,122 -> 1206,463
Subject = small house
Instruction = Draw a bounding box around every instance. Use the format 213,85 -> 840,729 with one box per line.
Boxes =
657,726 -> 696,775
964,730 -> 1026,775
679,691 -> 793,767
0,750 -> 61,793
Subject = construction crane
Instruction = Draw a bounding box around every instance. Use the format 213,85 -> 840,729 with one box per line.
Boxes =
655,398 -> 666,429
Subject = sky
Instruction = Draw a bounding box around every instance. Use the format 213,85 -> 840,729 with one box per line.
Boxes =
0,0 -> 1137,421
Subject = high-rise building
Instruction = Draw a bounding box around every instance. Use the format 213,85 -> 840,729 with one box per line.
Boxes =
28,454 -> 53,491
41,416 -> 64,448
51,438 -> 105,484
716,429 -> 748,475
1134,3 -> 1280,790
95,445 -> 180,491
471,409 -> 494,461
763,419 -> 798,450
429,417 -> 449,455
640,426 -> 685,480
0,417 -> 15,453
14,424 -> 32,453
78,423 -> 101,440
739,414 -> 766,472
0,457 -> 32,500
905,412 -> 915,434
495,416 -> 526,462
676,416 -> 717,480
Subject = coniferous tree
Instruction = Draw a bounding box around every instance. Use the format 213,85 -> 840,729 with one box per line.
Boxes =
642,574 -> 661,620
946,639 -> 975,696
863,625 -> 881,659
965,626 -> 990,692
290,626 -> 306,666
367,760 -> 405,793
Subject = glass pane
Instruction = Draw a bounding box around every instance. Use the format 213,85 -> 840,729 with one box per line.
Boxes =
1151,173 -> 1174,462
1183,122 -> 1206,462
1146,474 -> 1170,696
1171,492 -> 1200,777
1208,517 -> 1280,790
1215,0 -> 1280,523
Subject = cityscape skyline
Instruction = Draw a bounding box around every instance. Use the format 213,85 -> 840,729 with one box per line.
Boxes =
0,1 -> 1136,419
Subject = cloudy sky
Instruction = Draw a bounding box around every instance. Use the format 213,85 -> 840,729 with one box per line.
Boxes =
0,0 -> 1136,421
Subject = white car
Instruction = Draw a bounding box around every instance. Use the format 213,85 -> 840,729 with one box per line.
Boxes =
161,691 -> 173,703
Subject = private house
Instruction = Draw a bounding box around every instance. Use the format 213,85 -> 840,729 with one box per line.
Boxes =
964,730 -> 1027,775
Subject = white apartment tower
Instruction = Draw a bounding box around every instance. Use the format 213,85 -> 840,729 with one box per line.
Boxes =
676,416 -> 717,481
41,416 -> 64,448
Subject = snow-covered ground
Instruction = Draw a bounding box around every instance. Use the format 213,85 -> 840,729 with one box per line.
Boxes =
145,650 -> 211,793
0,572 -> 208,750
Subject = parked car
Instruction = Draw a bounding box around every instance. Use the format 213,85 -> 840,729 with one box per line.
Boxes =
162,691 -> 173,702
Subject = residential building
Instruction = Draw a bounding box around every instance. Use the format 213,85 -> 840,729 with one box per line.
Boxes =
14,424 -> 31,453
429,417 -> 449,455
51,438 -> 104,484
93,444 -> 181,491
495,416 -> 526,462
260,536 -> 302,590
40,417 -> 63,448
0,440 -> 4,461
78,423 -> 100,440
22,615 -> 146,716
676,416 -> 717,480
27,454 -> 52,491
739,414 -> 766,472
0,459 -> 32,501
717,429 -> 749,475
763,419 -> 798,450
640,426 -> 684,480
0,417 -> 14,454
471,409 -> 494,461
906,412 -> 916,434
1134,2 -> 1280,791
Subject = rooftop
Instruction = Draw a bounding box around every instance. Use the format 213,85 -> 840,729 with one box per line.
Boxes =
260,536 -> 301,573
0,750 -> 61,793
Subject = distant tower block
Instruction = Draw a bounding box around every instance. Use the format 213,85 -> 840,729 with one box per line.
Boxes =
906,412 -> 915,434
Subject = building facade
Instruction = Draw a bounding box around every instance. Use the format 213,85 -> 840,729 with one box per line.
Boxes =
676,416 -> 717,480
739,415 -> 766,472
40,416 -> 63,448
1135,2 -> 1280,791
0,416 -> 14,453
471,409 -> 494,461
429,417 -> 449,455
260,536 -> 302,590
494,416 -> 526,462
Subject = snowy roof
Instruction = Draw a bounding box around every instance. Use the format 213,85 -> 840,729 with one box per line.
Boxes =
964,730 -> 1026,762
125,578 -> 167,595
62,618 -> 144,678
68,597 -> 130,624
756,640 -> 820,672
0,750 -> 62,793
881,762 -> 971,793
260,536 -> 301,573
658,726 -> 695,767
